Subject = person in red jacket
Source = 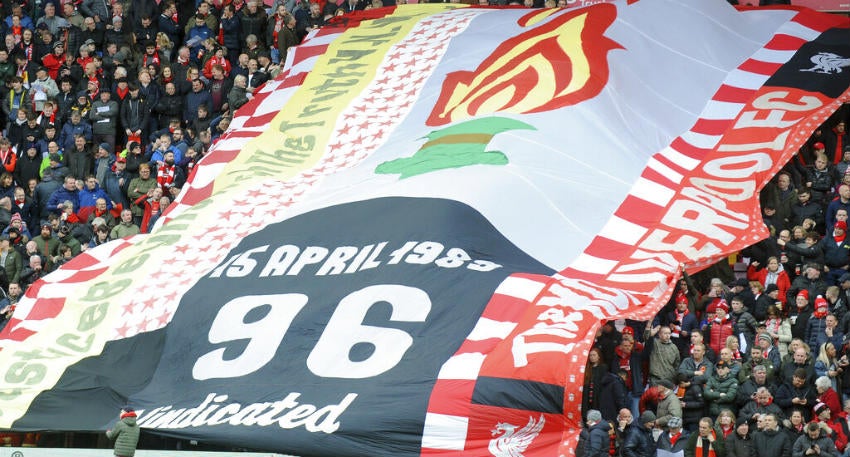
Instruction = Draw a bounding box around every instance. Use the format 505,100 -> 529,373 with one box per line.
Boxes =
0,138 -> 17,173
748,256 -> 792,306
814,401 -> 849,453
709,299 -> 734,356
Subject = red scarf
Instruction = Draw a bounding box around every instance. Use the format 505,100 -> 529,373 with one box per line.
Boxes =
218,22 -> 225,45
814,307 -> 828,319
669,432 -> 681,446
694,433 -> 719,457
836,230 -> 846,244
157,163 -> 175,189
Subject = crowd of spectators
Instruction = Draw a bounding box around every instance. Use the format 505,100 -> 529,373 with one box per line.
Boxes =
582,109 -> 850,457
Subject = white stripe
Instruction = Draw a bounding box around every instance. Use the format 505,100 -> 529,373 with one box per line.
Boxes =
681,131 -> 721,149
631,177 -> 675,207
598,216 -> 648,246
658,146 -> 700,170
494,276 -> 545,302
750,48 -> 795,64
699,100 -> 745,121
570,253 -> 618,275
780,21 -> 821,41
438,353 -> 485,380
647,157 -> 683,183
421,413 -> 469,450
467,318 -> 518,341
724,68 -> 767,90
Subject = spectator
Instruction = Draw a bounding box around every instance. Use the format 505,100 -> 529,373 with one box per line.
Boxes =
657,416 -> 689,453
109,209 -> 139,239
792,421 -> 839,457
89,88 -> 119,153
775,368 -> 816,421
705,361 -> 737,417
584,410 -> 610,457
65,134 -> 93,181
655,379 -> 683,430
751,413 -> 792,457
126,163 -> 156,226
684,417 -> 724,457
741,387 -> 784,424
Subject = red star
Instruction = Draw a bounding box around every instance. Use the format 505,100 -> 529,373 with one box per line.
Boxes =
344,112 -> 356,120
380,119 -> 394,127
359,120 -> 371,130
163,291 -> 179,303
233,199 -> 250,207
250,220 -> 264,228
220,209 -> 236,220
185,257 -> 203,267
371,129 -> 384,141
136,317 -> 151,333
243,208 -> 255,217
156,311 -> 171,326
247,189 -> 265,198
395,42 -> 408,49
425,53 -> 440,63
211,232 -> 228,242
142,298 -> 157,311
375,76 -> 390,86
328,141 -> 344,152
179,276 -> 194,286
384,62 -> 397,72
122,301 -> 135,316
150,270 -> 165,280
338,123 -> 352,136
400,69 -> 414,80
362,96 -> 375,104
354,104 -> 368,113
350,135 -> 364,146
116,323 -> 132,338
387,51 -> 402,61
199,244 -> 213,252
174,244 -> 190,254
162,257 -> 179,265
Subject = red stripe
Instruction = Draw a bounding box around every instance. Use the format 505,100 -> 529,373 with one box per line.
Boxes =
669,137 -> 711,161
791,8 -> 848,33
642,165 -> 677,189
738,59 -> 782,76
581,236 -> 633,266
765,33 -> 807,51
692,118 -> 733,137
713,84 -> 757,103
24,297 -> 65,320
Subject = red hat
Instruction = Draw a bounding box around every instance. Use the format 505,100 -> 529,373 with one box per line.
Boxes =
676,293 -> 688,304
621,326 -> 634,336
715,299 -> 729,313
706,302 -> 717,314
814,142 -> 825,150
816,295 -> 828,310
837,221 -> 847,230
797,289 -> 809,300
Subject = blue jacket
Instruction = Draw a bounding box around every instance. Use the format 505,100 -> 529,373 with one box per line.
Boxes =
79,184 -> 112,211
46,187 -> 80,215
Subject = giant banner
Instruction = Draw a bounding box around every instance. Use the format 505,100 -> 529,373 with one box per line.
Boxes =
1,1 -> 849,456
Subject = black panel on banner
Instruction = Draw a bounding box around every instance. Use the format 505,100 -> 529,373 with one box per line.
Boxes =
764,28 -> 850,98
471,376 -> 565,415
